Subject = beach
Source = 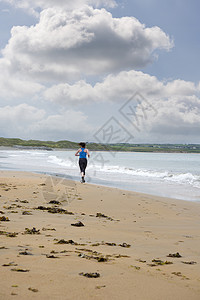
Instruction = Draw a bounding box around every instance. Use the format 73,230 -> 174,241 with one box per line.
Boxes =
0,170 -> 200,300
1,148 -> 200,202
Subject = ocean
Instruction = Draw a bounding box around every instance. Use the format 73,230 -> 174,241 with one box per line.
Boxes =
0,148 -> 200,202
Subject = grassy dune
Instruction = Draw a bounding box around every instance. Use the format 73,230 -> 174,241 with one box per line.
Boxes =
0,137 -> 200,153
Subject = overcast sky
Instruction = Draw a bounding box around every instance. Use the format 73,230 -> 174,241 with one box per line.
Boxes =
0,0 -> 199,144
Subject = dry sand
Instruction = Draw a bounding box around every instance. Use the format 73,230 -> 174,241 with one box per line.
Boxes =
0,170 -> 200,300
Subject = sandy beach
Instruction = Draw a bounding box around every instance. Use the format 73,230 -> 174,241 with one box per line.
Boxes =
0,170 -> 200,299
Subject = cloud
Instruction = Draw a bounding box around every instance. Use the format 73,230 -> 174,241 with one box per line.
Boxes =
1,8 -> 10,13
0,0 -> 117,15
0,0 -> 198,143
0,60 -> 44,100
44,70 -> 199,104
145,95 -> 200,138
0,104 -> 92,140
0,104 -> 45,136
34,109 -> 91,136
1,70 -> 200,141
165,79 -> 197,96
1,6 -> 173,82
43,80 -> 96,105
44,70 -> 200,139
119,94 -> 200,143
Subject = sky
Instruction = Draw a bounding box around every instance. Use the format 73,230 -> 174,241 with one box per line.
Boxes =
0,0 -> 200,144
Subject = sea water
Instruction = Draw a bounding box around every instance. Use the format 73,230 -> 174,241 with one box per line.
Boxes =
0,148 -> 200,202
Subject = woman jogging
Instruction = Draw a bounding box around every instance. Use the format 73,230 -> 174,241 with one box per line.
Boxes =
75,142 -> 90,183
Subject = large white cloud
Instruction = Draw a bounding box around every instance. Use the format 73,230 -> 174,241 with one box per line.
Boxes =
0,104 -> 92,140
0,1 -> 199,143
43,70 -> 200,139
44,80 -> 96,105
0,104 -> 45,137
44,70 -> 198,104
0,71 -> 200,141
119,94 -> 200,143
34,110 -> 91,136
2,6 -> 173,81
1,0 -> 117,15
0,60 -> 44,100
143,95 -> 200,139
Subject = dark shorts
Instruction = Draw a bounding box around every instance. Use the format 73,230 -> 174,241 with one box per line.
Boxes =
79,158 -> 87,175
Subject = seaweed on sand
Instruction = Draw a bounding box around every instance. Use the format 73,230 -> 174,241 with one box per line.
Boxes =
96,213 -> 114,221
148,259 -> 173,266
28,287 -> 38,293
55,239 -> 78,245
0,216 -> 10,221
0,231 -> 18,237
24,227 -> 40,234
79,272 -> 100,278
2,262 -> 18,267
19,251 -> 33,255
22,211 -> 32,215
78,252 -> 108,262
11,268 -> 30,272
167,252 -> 182,258
46,254 -> 59,258
36,206 -> 74,215
71,221 -> 84,227
182,261 -> 197,265
119,243 -> 131,248
48,200 -> 61,205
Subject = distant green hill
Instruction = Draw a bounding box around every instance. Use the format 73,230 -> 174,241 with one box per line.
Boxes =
0,137 -> 200,153
0,137 -> 76,149
0,137 -> 109,151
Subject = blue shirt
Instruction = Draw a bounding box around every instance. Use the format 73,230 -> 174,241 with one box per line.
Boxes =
79,148 -> 87,159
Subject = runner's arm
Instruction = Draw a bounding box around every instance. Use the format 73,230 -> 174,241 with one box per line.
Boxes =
86,149 -> 90,158
75,149 -> 81,156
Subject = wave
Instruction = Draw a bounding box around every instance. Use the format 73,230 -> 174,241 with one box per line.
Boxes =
8,150 -> 48,157
1,149 -> 200,201
47,155 -> 200,189
97,166 -> 200,188
165,172 -> 200,188
47,155 -> 77,169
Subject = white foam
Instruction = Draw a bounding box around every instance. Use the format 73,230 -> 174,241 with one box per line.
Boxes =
47,155 -> 77,169
1,149 -> 199,200
88,165 -> 200,189
45,154 -> 200,189
165,172 -> 200,187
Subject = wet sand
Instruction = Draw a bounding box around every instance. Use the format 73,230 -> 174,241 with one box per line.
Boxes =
0,170 -> 200,299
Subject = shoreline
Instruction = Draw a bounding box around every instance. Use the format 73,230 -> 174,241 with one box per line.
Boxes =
1,145 -> 200,154
0,170 -> 200,299
25,171 -> 200,204
1,147 -> 200,203
45,171 -> 200,204
2,168 -> 199,204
